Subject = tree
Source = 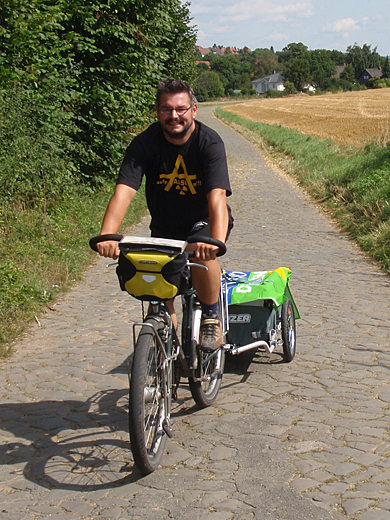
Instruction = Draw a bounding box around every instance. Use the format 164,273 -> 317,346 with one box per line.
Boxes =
330,49 -> 347,65
194,71 -> 224,100
207,53 -> 251,93
381,57 -> 390,79
283,81 -> 297,95
340,63 -> 356,83
346,43 -> 382,78
307,50 -> 337,90
283,58 -> 311,91
278,42 -> 308,63
250,48 -> 279,79
0,0 -> 197,182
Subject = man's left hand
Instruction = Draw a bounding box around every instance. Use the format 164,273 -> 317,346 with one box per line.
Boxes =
187,242 -> 219,261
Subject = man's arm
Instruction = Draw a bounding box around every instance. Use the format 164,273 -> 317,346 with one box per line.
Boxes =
194,188 -> 228,261
97,183 -> 137,259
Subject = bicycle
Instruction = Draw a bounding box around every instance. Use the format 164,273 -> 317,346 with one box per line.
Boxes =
89,233 -> 227,475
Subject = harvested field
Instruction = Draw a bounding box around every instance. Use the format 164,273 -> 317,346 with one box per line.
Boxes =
223,89 -> 390,147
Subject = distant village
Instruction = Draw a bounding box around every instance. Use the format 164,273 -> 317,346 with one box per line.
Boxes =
196,43 -> 390,99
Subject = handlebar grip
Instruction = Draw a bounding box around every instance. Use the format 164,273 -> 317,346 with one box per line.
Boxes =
186,235 -> 227,257
89,234 -> 124,252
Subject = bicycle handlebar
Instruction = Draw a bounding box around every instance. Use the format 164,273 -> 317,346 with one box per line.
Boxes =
186,235 -> 226,257
89,234 -> 226,257
89,234 -> 124,252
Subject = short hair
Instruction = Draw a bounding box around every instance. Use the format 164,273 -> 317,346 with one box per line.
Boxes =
156,78 -> 197,107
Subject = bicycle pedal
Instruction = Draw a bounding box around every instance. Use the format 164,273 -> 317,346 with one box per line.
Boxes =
163,422 -> 174,438
189,359 -> 198,370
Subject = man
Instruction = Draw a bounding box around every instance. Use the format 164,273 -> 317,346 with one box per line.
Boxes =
97,78 -> 233,352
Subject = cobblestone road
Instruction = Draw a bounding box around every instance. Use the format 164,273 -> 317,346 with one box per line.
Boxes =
1,106 -> 390,520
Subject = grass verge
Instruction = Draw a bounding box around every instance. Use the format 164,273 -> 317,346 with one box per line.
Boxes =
215,107 -> 390,273
0,184 -> 146,358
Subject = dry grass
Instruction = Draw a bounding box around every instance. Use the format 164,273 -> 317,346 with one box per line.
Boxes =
223,89 -> 390,147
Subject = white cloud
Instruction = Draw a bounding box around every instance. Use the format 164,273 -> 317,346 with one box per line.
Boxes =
323,18 -> 360,33
269,32 -> 289,41
192,0 -> 313,23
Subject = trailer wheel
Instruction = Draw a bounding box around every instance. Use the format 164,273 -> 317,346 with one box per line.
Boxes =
281,299 -> 296,362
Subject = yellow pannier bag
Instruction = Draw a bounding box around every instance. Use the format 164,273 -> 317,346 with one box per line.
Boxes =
116,250 -> 188,301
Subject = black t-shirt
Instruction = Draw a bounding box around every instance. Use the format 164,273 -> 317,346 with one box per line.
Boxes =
117,120 -> 232,239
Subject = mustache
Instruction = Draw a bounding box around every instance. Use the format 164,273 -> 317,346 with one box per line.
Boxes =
165,118 -> 184,125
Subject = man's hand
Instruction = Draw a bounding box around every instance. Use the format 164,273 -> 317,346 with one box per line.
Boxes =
96,240 -> 120,260
187,241 -> 220,261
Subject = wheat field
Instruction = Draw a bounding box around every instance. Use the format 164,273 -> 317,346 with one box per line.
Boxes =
223,89 -> 390,147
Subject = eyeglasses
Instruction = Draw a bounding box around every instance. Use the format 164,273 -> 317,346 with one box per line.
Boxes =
158,106 -> 192,116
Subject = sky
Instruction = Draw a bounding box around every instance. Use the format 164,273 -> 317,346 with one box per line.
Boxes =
189,0 -> 389,55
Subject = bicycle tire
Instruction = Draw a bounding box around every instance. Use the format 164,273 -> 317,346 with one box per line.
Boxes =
189,309 -> 225,408
281,299 -> 296,362
129,319 -> 168,474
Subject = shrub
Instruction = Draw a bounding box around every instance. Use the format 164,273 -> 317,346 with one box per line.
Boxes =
266,89 -> 283,98
283,81 -> 297,95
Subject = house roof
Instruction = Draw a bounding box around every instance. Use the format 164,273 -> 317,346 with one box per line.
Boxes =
364,68 -> 382,78
334,65 -> 346,79
196,46 -> 212,56
251,72 -> 284,85
360,68 -> 382,78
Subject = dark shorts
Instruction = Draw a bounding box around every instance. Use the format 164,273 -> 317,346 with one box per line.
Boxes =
151,205 -> 234,242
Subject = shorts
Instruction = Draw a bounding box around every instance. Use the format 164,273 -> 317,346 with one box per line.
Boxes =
151,205 -> 234,242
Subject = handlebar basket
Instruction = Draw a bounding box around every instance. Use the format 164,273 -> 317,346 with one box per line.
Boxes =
116,250 -> 188,301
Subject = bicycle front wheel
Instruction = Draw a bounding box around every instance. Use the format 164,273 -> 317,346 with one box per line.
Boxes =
189,309 -> 225,408
129,320 -> 168,474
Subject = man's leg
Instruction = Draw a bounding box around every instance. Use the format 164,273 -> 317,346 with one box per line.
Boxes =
166,298 -> 177,330
190,257 -> 221,305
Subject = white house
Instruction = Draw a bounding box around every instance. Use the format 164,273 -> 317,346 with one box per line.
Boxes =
251,72 -> 285,94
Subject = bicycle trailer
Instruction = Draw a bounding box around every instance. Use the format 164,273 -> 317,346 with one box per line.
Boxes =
222,268 -> 300,360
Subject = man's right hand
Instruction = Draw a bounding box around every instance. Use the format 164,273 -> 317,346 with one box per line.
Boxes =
96,240 -> 120,260
96,184 -> 137,259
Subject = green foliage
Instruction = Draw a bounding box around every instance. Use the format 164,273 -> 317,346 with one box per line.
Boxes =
283,81 -> 297,94
265,89 -> 283,98
216,108 -> 390,273
307,49 -> 336,89
206,52 -> 253,93
278,42 -> 308,63
0,0 -> 197,186
0,82 -> 78,212
367,77 -> 390,89
382,58 -> 390,79
283,58 -> 311,91
346,43 -> 382,78
340,64 -> 356,83
250,48 -> 279,79
194,71 -> 225,101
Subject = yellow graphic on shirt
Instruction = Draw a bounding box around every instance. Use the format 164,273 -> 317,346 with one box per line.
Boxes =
157,155 -> 201,195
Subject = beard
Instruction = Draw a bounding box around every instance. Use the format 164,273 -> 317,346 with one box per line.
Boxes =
161,116 -> 194,141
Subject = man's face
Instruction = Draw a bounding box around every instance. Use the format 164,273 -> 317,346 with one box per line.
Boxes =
156,91 -> 197,144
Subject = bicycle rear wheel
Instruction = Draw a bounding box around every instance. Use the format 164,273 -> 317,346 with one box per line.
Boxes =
189,348 -> 225,408
129,320 -> 168,474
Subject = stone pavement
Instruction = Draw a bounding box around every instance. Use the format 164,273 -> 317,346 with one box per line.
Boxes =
1,106 -> 390,520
